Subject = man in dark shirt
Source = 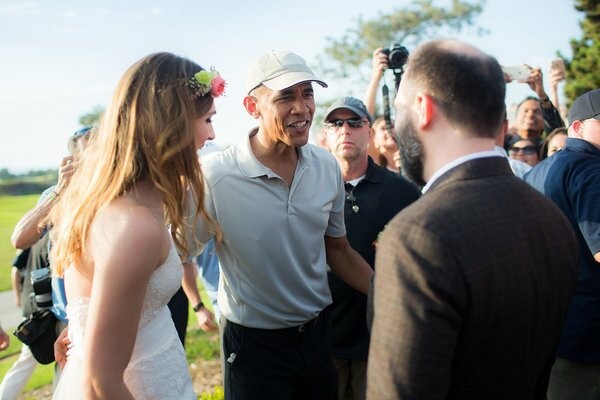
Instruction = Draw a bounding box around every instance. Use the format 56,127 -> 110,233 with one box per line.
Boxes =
524,88 -> 600,400
323,96 -> 420,400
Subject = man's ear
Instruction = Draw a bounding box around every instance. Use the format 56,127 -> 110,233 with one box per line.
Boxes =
570,120 -> 584,138
243,96 -> 260,119
414,93 -> 434,129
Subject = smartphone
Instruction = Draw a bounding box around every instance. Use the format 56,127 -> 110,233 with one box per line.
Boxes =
550,58 -> 566,77
502,65 -> 531,82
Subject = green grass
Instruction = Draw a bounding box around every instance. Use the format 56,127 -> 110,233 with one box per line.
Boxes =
0,338 -> 55,392
0,194 -> 41,291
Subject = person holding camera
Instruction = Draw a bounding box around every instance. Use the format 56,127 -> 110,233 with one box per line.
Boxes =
0,126 -> 91,399
364,47 -> 408,173
0,234 -> 51,399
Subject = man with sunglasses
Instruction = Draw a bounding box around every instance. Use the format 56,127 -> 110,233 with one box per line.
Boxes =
190,51 -> 374,400
322,97 -> 420,400
524,89 -> 600,400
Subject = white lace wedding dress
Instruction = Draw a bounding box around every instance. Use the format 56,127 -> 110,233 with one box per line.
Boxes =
53,240 -> 196,399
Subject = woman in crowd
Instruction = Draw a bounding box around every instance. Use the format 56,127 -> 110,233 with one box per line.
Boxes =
541,127 -> 568,159
50,52 -> 223,399
371,117 -> 400,173
508,136 -> 541,167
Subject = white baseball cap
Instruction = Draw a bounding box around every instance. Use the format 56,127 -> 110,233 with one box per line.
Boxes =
246,50 -> 327,94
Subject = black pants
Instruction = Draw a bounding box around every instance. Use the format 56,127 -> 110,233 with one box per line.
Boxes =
222,311 -> 337,400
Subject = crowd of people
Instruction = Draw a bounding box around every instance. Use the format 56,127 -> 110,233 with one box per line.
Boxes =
1,37 -> 598,400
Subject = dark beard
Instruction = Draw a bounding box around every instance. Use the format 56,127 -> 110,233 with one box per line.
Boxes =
395,110 -> 426,187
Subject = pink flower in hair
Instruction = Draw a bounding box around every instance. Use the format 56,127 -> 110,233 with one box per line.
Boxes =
189,69 -> 226,98
210,75 -> 226,98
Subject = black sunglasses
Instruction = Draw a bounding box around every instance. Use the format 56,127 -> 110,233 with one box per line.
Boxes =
508,145 -> 538,156
325,118 -> 369,129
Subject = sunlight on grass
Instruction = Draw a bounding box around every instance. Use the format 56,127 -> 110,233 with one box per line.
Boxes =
0,194 -> 40,291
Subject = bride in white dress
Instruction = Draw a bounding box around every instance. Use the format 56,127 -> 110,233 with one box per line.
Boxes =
49,52 -> 223,399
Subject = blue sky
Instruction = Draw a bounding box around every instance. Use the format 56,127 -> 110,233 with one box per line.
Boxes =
0,0 -> 582,172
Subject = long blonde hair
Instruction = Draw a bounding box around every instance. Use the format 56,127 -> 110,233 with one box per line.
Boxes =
49,52 -> 220,276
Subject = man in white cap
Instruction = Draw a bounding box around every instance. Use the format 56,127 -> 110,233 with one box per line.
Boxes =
191,51 -> 373,400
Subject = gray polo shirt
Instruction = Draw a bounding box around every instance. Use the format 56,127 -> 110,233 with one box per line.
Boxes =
193,130 -> 346,329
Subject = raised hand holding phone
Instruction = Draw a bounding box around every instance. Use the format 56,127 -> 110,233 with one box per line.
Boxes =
550,58 -> 566,83
502,65 -> 531,82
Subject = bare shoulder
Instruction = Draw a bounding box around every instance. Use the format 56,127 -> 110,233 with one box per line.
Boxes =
89,197 -> 167,273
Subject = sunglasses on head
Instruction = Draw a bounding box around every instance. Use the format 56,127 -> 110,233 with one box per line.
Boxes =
73,126 -> 92,138
508,145 -> 538,156
325,118 -> 369,129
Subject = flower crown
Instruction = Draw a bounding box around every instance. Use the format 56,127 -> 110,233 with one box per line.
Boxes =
188,69 -> 226,98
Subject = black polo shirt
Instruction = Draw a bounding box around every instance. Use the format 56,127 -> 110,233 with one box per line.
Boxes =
327,157 -> 421,360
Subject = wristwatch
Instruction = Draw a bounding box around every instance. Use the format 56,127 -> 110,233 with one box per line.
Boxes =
539,96 -> 551,105
192,302 -> 204,312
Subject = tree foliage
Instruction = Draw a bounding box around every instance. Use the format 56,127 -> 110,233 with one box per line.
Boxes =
563,0 -> 600,106
78,105 -> 104,127
318,0 -> 486,78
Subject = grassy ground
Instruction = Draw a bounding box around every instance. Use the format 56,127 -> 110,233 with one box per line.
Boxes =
0,329 -> 56,392
0,194 -> 40,291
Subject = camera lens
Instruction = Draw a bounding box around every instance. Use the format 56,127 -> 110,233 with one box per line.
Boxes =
388,45 -> 409,70
35,292 -> 53,309
31,267 -> 53,309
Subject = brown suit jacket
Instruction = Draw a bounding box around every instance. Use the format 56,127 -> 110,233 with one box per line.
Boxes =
367,157 -> 579,400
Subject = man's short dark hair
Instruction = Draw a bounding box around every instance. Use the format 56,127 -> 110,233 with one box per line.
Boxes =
517,96 -> 540,112
405,40 -> 506,138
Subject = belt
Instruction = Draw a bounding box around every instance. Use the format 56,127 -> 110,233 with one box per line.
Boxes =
290,316 -> 319,333
230,315 -> 321,335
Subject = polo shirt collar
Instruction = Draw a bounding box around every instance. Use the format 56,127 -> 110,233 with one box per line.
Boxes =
565,137 -> 600,156
236,127 -> 312,178
362,156 -> 387,184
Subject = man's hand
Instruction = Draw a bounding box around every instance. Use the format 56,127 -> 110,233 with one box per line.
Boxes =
371,47 -> 389,81
524,65 -> 548,98
195,307 -> 217,332
549,68 -> 565,91
0,327 -> 9,350
54,326 -> 70,368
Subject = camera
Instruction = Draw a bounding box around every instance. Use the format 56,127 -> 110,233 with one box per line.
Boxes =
382,43 -> 409,70
31,267 -> 53,309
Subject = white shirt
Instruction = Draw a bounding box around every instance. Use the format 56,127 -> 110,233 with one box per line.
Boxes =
192,131 -> 346,328
422,150 -> 502,193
